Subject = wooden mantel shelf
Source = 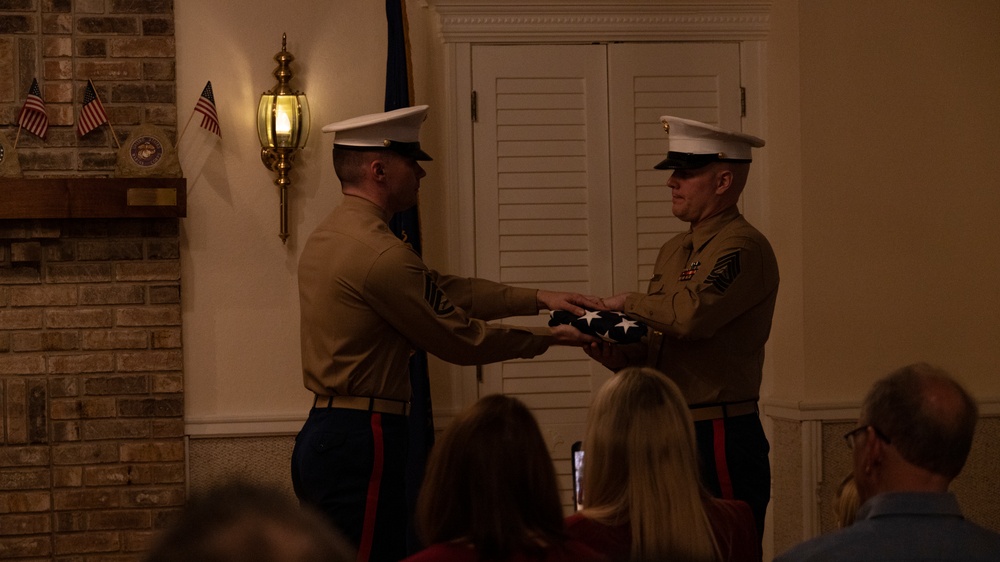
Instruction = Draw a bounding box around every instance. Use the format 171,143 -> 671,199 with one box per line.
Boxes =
0,177 -> 186,220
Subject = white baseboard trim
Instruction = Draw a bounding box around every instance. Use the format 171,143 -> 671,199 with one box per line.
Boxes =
185,414 -> 305,437
183,399 -> 1000,437
763,400 -> 859,422
764,397 -> 1000,422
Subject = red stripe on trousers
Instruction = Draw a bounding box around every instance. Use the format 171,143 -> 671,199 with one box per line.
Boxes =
712,418 -> 735,499
357,413 -> 385,562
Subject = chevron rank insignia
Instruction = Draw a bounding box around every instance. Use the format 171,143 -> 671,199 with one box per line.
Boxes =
705,250 -> 741,292
548,309 -> 648,344
423,272 -> 455,316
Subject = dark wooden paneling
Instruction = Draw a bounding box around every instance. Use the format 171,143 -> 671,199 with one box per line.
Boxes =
0,178 -> 186,219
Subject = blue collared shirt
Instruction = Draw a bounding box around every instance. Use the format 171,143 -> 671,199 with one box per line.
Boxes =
774,492 -> 1000,561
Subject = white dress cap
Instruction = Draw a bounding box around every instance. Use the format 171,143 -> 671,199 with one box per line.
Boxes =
655,115 -> 764,170
322,105 -> 432,160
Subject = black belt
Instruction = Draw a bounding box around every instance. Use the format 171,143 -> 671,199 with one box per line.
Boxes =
689,400 -> 758,422
313,395 -> 410,416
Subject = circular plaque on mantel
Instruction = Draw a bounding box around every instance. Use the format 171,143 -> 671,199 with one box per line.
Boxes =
129,135 -> 164,168
114,123 -> 182,178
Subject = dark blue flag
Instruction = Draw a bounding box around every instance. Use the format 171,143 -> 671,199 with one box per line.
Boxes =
385,0 -> 433,554
548,309 -> 648,344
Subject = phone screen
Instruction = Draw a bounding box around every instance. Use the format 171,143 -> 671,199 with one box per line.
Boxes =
571,440 -> 584,511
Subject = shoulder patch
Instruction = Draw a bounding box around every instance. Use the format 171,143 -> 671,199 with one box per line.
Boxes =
706,250 -> 741,293
423,272 -> 455,316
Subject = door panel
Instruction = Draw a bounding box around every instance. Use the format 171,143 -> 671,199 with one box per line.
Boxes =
608,42 -> 743,292
471,42 -> 741,511
472,43 -> 612,509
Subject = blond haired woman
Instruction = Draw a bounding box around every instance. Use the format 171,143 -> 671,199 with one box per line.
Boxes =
833,472 -> 860,528
566,367 -> 760,562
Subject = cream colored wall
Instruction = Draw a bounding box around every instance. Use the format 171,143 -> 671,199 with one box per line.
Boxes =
176,0 -> 1000,428
766,1 -> 1000,548
768,0 -> 1000,404
762,0 -> 806,402
175,1 -> 451,429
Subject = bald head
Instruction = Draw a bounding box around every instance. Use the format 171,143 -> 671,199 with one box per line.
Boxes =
861,363 -> 978,480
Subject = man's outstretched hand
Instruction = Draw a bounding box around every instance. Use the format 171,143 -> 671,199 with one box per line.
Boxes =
583,340 -> 629,372
598,293 -> 629,312
537,290 -> 606,316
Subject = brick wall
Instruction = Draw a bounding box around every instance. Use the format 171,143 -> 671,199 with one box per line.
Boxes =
0,219 -> 184,561
1,2 -> 183,560
1,0 -> 176,177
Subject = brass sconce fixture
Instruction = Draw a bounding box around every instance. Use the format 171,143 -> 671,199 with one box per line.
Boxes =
258,33 -> 310,244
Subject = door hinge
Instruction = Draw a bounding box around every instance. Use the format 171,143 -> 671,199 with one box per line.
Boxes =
740,87 -> 747,117
471,90 -> 478,123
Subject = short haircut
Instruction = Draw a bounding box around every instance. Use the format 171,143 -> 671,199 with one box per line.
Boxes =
861,362 -> 978,479
144,480 -> 355,562
713,161 -> 751,202
332,147 -> 379,184
415,394 -> 566,559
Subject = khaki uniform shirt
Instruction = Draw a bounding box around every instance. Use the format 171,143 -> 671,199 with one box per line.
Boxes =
298,196 -> 551,402
623,206 -> 779,405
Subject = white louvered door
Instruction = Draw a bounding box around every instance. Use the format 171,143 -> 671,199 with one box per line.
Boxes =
471,42 -> 741,509
607,42 -> 744,293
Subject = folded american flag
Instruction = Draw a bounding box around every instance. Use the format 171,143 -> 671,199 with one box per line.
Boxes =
548,309 -> 648,344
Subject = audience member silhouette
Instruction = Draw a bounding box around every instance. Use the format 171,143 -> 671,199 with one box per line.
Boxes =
566,367 -> 760,562
144,480 -> 355,562
404,394 -> 607,562
567,367 -> 761,562
775,362 -> 1000,561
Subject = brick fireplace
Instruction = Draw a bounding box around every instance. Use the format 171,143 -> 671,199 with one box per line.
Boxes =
1,2 -> 185,560
1,218 -> 185,560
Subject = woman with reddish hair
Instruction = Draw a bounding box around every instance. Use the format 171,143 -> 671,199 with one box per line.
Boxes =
405,394 -> 606,562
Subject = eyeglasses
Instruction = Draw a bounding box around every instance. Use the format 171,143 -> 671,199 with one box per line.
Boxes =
843,425 -> 892,449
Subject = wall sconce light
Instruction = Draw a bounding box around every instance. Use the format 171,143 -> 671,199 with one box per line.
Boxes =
257,33 -> 310,244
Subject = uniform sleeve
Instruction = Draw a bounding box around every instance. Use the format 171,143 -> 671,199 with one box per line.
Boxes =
428,270 -> 539,321
364,245 -> 551,365
623,236 -> 778,340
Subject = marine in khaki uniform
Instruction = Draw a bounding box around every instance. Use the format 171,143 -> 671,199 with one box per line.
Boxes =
587,115 -> 778,540
292,105 -> 599,562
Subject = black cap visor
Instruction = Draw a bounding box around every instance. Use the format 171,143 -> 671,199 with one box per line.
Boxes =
654,151 -> 750,170
334,141 -> 433,161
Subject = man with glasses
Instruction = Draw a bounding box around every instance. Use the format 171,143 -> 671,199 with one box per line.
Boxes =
775,363 -> 1000,561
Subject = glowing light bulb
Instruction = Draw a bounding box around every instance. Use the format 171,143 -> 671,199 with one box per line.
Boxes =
276,109 -> 292,135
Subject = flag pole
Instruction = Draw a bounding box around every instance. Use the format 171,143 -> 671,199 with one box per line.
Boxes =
176,106 -> 198,145
13,124 -> 23,149
89,81 -> 120,149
